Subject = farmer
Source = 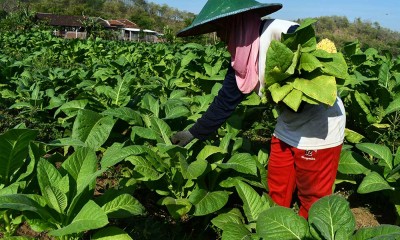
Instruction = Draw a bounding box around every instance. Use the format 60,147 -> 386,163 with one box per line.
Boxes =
171,0 -> 346,219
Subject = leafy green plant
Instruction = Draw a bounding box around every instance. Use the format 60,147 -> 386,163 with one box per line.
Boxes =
0,128 -> 40,236
338,142 -> 400,220
0,147 -> 145,239
215,194 -> 400,239
340,41 -> 400,145
0,129 -> 39,191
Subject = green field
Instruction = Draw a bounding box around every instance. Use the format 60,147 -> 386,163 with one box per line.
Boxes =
0,25 -> 400,239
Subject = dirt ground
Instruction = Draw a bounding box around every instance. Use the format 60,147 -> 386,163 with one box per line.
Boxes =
352,207 -> 380,229
336,183 -> 398,230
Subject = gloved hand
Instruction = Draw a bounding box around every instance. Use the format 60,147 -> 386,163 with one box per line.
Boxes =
171,130 -> 194,147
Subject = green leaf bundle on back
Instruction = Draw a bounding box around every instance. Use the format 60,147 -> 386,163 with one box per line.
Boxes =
262,19 -> 349,111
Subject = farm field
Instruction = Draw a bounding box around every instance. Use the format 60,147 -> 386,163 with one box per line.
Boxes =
0,24 -> 400,239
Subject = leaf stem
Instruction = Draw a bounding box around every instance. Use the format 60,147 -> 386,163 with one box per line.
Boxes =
3,211 -> 11,233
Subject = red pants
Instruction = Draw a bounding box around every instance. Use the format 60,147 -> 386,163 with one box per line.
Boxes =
267,136 -> 342,219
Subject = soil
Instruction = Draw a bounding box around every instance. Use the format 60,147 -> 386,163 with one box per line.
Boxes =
335,183 -> 398,230
352,207 -> 380,229
14,222 -> 54,240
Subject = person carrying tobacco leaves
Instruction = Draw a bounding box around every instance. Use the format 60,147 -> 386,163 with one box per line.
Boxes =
171,0 -> 346,219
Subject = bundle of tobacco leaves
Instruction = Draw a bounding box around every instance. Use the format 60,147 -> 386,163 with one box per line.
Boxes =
262,19 -> 349,111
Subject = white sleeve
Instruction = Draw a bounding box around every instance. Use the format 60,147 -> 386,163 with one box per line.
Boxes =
257,19 -> 299,96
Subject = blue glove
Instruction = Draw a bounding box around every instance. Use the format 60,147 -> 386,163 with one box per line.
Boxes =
171,130 -> 194,147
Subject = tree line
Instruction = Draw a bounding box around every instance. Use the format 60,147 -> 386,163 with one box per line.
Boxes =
0,0 -> 399,55
311,16 -> 400,56
0,0 -> 195,34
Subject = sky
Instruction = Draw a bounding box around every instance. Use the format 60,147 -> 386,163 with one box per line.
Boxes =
148,0 -> 400,32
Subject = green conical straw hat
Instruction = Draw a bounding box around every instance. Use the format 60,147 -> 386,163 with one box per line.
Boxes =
177,0 -> 282,37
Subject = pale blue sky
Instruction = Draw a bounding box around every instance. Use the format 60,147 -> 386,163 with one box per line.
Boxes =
149,0 -> 400,32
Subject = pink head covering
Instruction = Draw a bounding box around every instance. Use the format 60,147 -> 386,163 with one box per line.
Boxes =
227,12 -> 261,94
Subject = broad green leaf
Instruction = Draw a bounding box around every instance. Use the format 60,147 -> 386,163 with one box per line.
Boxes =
234,180 -> 269,223
178,153 -> 208,179
180,51 -> 197,67
320,53 -> 349,79
356,143 -> 392,170
169,90 -> 187,99
49,200 -> 108,236
352,225 -> 400,240
141,94 -> 159,117
126,156 -> 163,181
354,91 -> 376,123
357,172 -> 394,194
221,222 -> 252,240
371,123 -> 390,129
211,208 -> 244,231
61,147 -> 97,184
191,94 -> 214,115
0,194 -> 53,220
257,148 -> 269,166
47,138 -> 85,147
299,52 -> 322,72
204,62 -> 223,77
286,44 -> 301,75
265,40 -> 294,86
241,92 -> 261,106
0,129 -> 38,185
92,68 -> 115,81
268,83 -> 293,103
256,206 -> 308,240
301,93 -> 320,105
312,49 -> 335,59
101,194 -> 145,218
217,153 -> 257,176
102,107 -> 142,125
131,126 -> 158,140
293,75 -> 337,106
189,189 -> 229,216
164,105 -> 190,119
0,182 -> 21,195
378,62 -> 390,87
61,148 -> 100,215
150,117 -> 172,144
101,144 -> 147,169
388,148 -> 400,178
159,197 -> 192,219
43,186 -> 67,214
196,145 -> 226,161
92,226 -> 133,240
344,128 -> 365,143
15,142 -> 43,183
113,73 -> 133,106
385,96 -> 400,115
283,89 -> 303,112
338,150 -> 370,175
283,18 -> 317,52
9,102 -> 33,110
54,99 -> 88,117
37,159 -> 63,195
72,109 -> 116,150
308,195 -> 355,240
156,143 -> 188,159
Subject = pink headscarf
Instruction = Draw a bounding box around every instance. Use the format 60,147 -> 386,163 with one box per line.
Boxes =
227,12 -> 261,94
